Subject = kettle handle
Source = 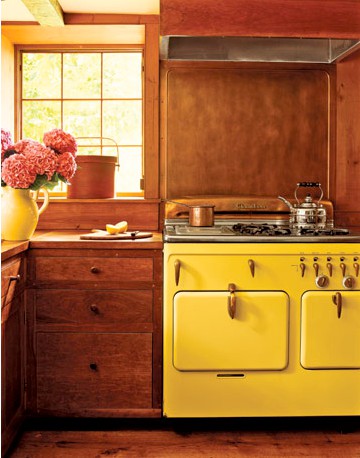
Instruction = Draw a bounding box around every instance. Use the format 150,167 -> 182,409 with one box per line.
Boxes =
295,182 -> 323,204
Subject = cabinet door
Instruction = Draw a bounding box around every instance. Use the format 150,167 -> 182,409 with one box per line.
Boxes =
1,294 -> 25,455
36,332 -> 153,415
301,291 -> 360,369
173,291 -> 289,371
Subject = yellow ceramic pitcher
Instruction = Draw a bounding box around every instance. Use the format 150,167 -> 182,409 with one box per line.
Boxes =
1,187 -> 49,241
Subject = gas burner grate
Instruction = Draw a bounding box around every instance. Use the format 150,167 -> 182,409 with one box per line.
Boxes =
232,223 -> 292,236
299,227 -> 350,236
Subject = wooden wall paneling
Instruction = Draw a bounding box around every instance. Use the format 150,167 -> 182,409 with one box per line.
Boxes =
160,0 -> 360,38
161,62 -> 334,200
35,200 -> 159,231
144,21 -> 160,199
335,49 -> 360,229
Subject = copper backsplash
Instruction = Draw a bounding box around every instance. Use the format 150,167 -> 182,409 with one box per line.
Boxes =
161,64 -> 334,201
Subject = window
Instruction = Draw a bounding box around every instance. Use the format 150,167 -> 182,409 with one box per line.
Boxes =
20,49 -> 144,197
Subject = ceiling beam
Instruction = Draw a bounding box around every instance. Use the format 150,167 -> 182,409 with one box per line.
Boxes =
21,0 -> 64,26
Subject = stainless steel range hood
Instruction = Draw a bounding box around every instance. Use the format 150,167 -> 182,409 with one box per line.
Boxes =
160,36 -> 360,63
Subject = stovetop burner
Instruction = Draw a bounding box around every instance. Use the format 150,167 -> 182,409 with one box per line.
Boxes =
299,227 -> 350,236
164,221 -> 359,243
232,223 -> 292,236
232,223 -> 351,237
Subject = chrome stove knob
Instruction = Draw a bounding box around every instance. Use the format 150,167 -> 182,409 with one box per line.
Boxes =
343,275 -> 355,289
315,275 -> 329,288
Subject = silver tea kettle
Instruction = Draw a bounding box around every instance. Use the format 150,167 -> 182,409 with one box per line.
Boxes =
278,182 -> 327,234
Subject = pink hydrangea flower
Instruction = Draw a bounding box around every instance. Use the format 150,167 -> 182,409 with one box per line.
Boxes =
43,129 -> 77,155
25,148 -> 57,180
56,152 -> 77,181
1,128 -> 77,190
12,139 -> 46,155
1,154 -> 37,188
1,129 -> 13,162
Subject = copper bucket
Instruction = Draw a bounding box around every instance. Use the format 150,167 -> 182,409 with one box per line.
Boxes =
67,156 -> 117,199
67,137 -> 119,199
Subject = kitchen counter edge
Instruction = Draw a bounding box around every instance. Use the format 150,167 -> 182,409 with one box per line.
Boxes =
2,231 -> 163,259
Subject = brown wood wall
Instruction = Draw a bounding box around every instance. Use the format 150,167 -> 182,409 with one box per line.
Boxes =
335,49 -> 360,229
160,62 -> 335,202
160,0 -> 360,38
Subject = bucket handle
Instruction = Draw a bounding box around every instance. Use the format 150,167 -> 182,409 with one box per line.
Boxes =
75,136 -> 120,168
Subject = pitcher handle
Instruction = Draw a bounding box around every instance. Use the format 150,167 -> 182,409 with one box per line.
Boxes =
32,188 -> 49,216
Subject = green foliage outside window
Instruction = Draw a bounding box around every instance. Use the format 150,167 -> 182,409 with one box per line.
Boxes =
21,50 -> 143,196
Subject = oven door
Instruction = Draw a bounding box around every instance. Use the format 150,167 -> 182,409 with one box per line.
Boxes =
173,290 -> 289,371
301,291 -> 360,369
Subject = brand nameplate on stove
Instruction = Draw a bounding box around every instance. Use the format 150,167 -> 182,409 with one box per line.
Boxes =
237,203 -> 267,209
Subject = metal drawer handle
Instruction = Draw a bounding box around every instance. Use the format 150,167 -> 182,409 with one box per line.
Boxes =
248,259 -> 255,277
89,362 -> 98,371
174,259 -> 181,286
227,283 -> 236,319
89,304 -> 100,315
90,266 -> 100,274
332,292 -> 342,319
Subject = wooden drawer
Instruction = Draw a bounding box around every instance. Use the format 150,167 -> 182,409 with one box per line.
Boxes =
36,332 -> 153,415
1,257 -> 25,308
34,256 -> 154,283
34,289 -> 153,331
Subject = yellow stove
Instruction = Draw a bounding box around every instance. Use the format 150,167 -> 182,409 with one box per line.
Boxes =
163,196 -> 360,418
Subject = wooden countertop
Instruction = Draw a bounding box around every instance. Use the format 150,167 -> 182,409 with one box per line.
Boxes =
2,230 -> 163,260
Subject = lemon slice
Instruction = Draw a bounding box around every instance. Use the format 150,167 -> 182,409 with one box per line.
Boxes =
115,221 -> 128,233
106,224 -> 120,235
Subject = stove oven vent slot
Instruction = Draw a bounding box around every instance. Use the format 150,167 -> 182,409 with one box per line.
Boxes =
217,373 -> 245,378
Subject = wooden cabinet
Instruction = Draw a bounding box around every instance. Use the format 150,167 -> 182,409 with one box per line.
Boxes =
1,253 -> 26,456
160,0 -> 360,38
26,247 -> 162,418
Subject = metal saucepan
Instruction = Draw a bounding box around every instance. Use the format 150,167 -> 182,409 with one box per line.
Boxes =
164,199 -> 215,227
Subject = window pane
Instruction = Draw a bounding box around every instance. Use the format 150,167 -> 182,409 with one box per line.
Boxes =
63,53 -> 101,99
76,146 -> 102,156
20,50 -> 144,197
103,53 -> 142,98
22,53 -> 61,99
103,101 -> 142,145
116,147 -> 142,193
22,101 -> 61,141
63,101 -> 101,138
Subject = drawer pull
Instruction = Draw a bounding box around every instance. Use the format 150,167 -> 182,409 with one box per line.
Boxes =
227,283 -> 236,319
89,362 -> 98,371
89,304 -> 100,314
248,259 -> 255,277
174,259 -> 181,286
90,266 -> 100,274
332,292 -> 342,319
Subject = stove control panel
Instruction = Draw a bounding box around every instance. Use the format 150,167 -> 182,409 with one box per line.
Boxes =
299,256 -> 359,289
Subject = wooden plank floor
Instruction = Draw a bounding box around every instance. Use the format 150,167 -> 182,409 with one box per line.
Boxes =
7,417 -> 360,458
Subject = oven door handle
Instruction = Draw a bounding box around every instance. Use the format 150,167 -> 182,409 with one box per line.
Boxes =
227,283 -> 237,319
332,291 -> 342,319
174,259 -> 181,286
